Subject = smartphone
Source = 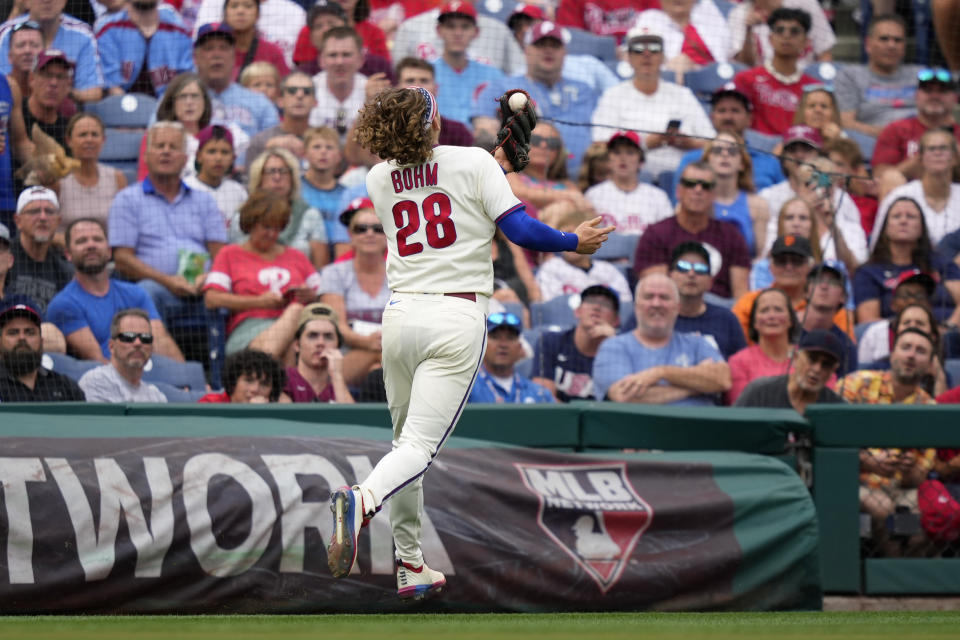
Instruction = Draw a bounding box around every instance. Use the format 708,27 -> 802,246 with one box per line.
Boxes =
666,119 -> 682,132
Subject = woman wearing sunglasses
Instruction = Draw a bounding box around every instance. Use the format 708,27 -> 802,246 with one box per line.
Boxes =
316,196 -> 390,387
727,287 -> 800,404
703,132 -> 770,258
204,189 -> 322,357
236,148 -> 329,268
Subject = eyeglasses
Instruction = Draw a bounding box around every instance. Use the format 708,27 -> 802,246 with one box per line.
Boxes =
673,259 -> 710,275
284,85 -> 315,96
12,20 -> 40,33
772,25 -> 804,37
918,68 -> 953,84
628,41 -> 663,54
921,144 -> 953,154
804,351 -> 838,368
679,177 -> 715,190
19,205 -> 57,216
113,332 -> 154,344
487,312 -> 522,331
175,91 -> 205,102
351,223 -> 384,234
530,134 -> 561,150
263,167 -> 291,177
772,253 -> 809,267
708,145 -> 738,157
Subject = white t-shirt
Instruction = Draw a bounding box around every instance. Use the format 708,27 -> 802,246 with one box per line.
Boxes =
728,0 -> 836,68
759,181 -> 868,263
584,180 -> 674,235
79,364 -> 168,403
185,176 -> 248,231
192,0 -> 303,66
858,319 -> 891,365
308,72 -> 368,143
535,256 -> 633,305
870,180 -> 960,251
366,146 -> 522,296
591,80 -> 715,177
632,1 -> 731,65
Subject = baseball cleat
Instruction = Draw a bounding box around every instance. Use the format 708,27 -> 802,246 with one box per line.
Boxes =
396,559 -> 446,601
328,486 -> 364,578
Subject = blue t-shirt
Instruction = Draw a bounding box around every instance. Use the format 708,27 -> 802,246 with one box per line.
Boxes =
432,57 -> 504,125
675,304 -> 747,361
713,191 -> 754,256
531,328 -> 596,402
0,15 -> 104,91
853,257 -> 960,322
0,74 -> 13,210
300,178 -> 349,245
468,366 -> 555,404
46,279 -> 161,359
592,331 -> 724,405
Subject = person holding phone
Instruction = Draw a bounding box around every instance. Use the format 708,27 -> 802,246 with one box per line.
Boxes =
203,190 -> 322,358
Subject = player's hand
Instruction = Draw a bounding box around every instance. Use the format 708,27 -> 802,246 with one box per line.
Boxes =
573,217 -> 615,255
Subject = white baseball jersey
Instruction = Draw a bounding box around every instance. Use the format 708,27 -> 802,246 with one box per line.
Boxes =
366,146 -> 522,296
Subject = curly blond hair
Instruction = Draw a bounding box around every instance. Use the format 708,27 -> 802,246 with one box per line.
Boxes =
354,87 -> 435,166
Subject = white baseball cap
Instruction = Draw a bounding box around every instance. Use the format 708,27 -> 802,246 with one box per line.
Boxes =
16,186 -> 59,214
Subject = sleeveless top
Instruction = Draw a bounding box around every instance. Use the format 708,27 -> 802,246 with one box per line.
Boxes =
713,190 -> 755,256
57,163 -> 120,232
0,75 -> 13,210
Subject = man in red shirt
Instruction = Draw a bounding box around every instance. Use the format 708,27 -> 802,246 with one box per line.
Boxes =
733,7 -> 819,136
555,0 -> 658,43
871,68 -> 960,199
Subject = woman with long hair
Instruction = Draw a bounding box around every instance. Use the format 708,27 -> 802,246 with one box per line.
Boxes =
703,131 -> 770,257
854,195 -> 960,325
223,0 -> 289,81
750,197 -> 822,290
57,112 -> 127,244
792,86 -> 845,147
727,288 -> 800,403
136,72 -> 212,181
239,148 -> 329,269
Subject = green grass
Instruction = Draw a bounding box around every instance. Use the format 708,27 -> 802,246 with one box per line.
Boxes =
0,612 -> 958,640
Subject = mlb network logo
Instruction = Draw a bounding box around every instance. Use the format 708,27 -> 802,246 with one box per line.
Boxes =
515,462 -> 653,593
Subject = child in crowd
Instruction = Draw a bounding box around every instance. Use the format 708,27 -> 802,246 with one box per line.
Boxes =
239,61 -> 282,106
185,125 -> 249,231
300,127 -> 350,258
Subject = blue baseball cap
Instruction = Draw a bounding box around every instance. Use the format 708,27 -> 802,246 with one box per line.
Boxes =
0,294 -> 42,328
580,284 -> 620,313
798,329 -> 843,363
487,311 -> 522,334
195,23 -> 235,47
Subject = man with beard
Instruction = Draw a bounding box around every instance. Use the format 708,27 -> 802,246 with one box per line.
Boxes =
0,294 -> 84,401
593,273 -> 731,405
78,308 -> 166,402
735,329 -> 845,413
5,186 -> 72,313
46,218 -> 183,362
837,327 -> 937,404
283,303 -> 353,403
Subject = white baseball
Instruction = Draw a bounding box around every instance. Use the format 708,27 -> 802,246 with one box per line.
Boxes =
508,93 -> 528,113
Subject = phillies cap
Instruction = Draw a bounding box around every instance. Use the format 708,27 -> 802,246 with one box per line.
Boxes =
797,329 -> 843,363
195,22 -> 235,47
510,3 -> 545,22
0,294 -> 42,328
783,124 -> 822,151
339,196 -> 376,226
438,0 -> 477,21
580,284 -> 620,313
34,49 -> 74,72
607,130 -> 641,149
524,21 -> 565,46
894,268 -> 937,296
16,186 -> 59,214
770,234 -> 813,258
308,0 -> 347,24
196,124 -> 234,152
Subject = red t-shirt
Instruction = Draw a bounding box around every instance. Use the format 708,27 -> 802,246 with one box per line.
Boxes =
233,36 -> 291,81
204,244 -> 322,334
284,366 -> 335,402
936,386 -> 960,404
198,391 -> 230,403
733,66 -> 820,136
871,117 -> 960,169
293,20 -> 390,65
555,0 -> 660,42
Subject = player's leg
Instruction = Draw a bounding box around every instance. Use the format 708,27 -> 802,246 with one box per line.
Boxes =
390,477 -> 445,600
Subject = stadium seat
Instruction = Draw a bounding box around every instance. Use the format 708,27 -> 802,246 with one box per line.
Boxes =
683,61 -> 748,108
531,294 -> 578,330
153,381 -> 206,403
42,352 -> 99,382
84,93 -> 158,128
944,359 -> 960,387
98,129 -> 143,185
744,129 -> 782,155
593,233 -> 639,265
475,0 -> 517,21
563,26 -> 618,65
141,354 -> 208,391
803,62 -> 840,85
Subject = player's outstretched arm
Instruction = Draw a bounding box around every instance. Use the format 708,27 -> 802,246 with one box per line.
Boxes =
573,217 -> 615,255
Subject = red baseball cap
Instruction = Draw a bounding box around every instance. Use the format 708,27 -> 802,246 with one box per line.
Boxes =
511,3 -> 545,20
438,0 -> 477,21
607,130 -> 641,149
783,125 -> 822,151
339,197 -> 376,226
524,21 -> 565,46
894,268 -> 937,295
34,49 -> 74,72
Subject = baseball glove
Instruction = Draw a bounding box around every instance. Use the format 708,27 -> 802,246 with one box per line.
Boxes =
493,89 -> 537,173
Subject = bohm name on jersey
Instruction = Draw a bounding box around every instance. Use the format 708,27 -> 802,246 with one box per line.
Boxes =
390,163 -> 438,194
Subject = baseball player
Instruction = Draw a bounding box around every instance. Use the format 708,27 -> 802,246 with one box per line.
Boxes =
326,86 -> 613,599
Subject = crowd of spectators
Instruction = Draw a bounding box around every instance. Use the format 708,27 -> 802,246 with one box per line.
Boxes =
1,0 -> 960,555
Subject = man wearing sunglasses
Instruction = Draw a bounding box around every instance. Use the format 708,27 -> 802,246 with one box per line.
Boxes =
78,308 -> 167,403
634,161 -> 751,301
872,67 -> 960,199
468,312 -> 554,404
245,71 -> 317,174
837,15 -> 919,141
669,242 -> 747,360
